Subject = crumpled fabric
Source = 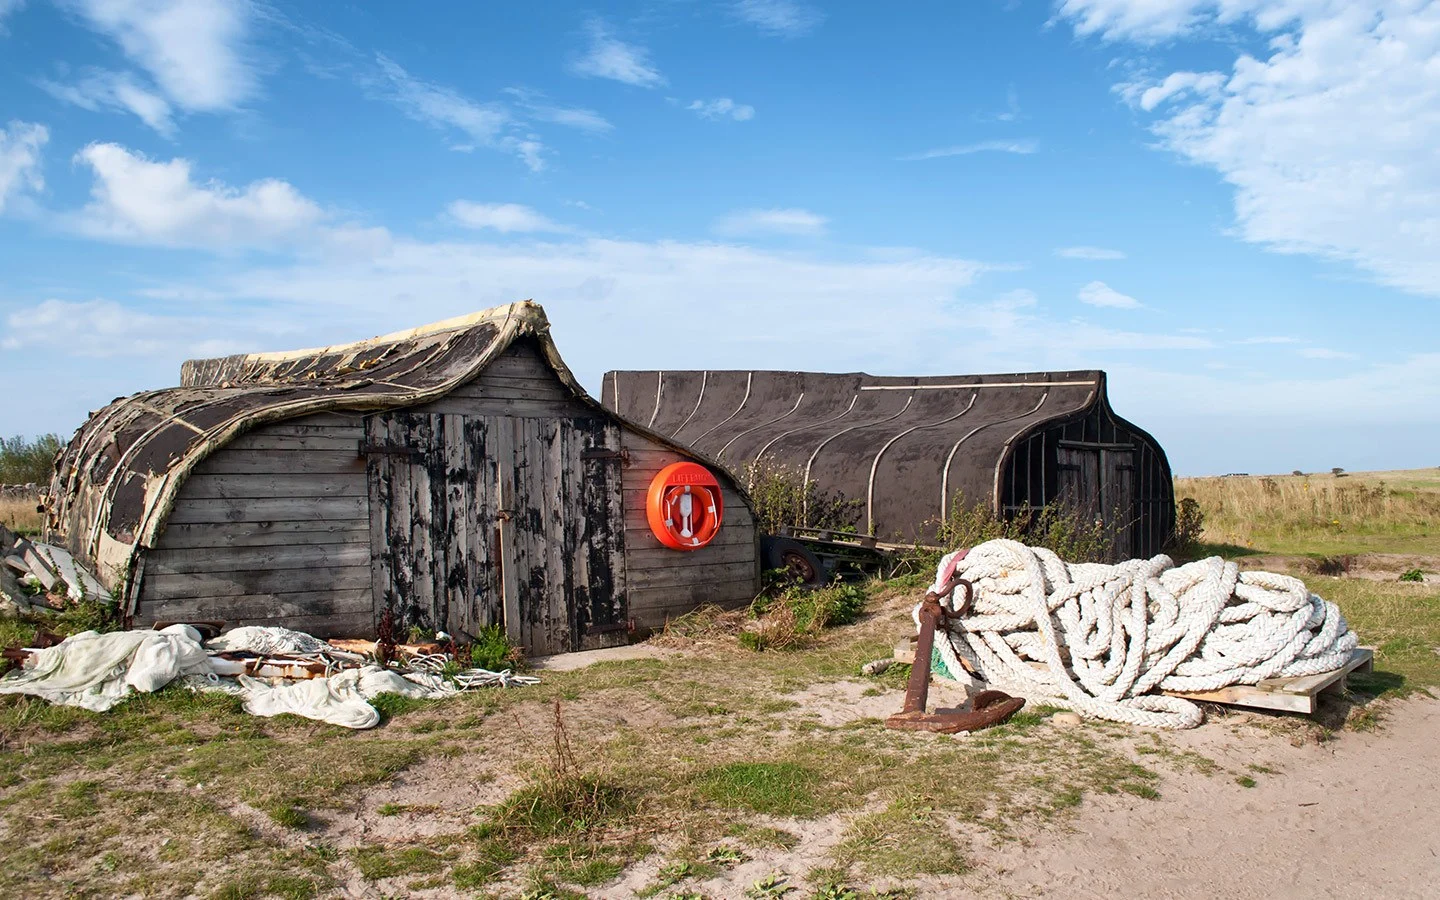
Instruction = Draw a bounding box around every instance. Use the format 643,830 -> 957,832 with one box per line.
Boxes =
0,625 -> 211,711
206,625 -> 329,655
238,664 -> 457,729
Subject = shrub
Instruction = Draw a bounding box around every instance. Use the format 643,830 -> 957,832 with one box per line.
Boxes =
1168,497 -> 1206,559
1399,568 -> 1424,583
898,493 -> 1115,574
741,459 -> 863,535
0,434 -> 62,485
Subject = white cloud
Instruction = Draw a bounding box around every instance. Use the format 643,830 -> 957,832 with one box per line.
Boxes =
373,56 -> 545,171
144,238 -> 1220,390
503,87 -> 613,133
1120,70 -> 1226,112
687,98 -> 755,121
63,0 -> 257,111
1236,335 -> 1300,344
0,120 -> 47,214
532,106 -> 612,133
733,0 -> 824,37
571,19 -> 664,88
68,142 -> 327,249
1053,0 -> 1251,42
447,201 -> 569,234
900,140 -> 1039,161
1078,280 -> 1143,308
38,69 -> 175,136
1066,1 -> 1440,298
1056,246 -> 1126,260
1298,346 -> 1357,360
714,207 -> 827,236
1,298 -> 248,357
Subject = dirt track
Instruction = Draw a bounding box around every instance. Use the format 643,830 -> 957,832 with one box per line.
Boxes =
966,697 -> 1440,899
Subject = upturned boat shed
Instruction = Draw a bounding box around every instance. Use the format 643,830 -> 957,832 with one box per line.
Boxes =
602,368 -> 1175,558
45,302 -> 761,654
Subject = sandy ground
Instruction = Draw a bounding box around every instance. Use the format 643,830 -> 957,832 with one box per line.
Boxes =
965,698 -> 1440,899
580,697 -> 1440,899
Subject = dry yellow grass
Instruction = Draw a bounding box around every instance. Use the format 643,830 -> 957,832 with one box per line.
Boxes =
0,496 -> 43,535
1173,468 -> 1440,556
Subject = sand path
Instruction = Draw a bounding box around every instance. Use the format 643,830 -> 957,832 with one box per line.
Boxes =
964,698 -> 1440,899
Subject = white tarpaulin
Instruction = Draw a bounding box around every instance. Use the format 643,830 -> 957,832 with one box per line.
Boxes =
0,625 -> 533,728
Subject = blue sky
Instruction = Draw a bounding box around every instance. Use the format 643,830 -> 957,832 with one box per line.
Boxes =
1,0 -> 1438,476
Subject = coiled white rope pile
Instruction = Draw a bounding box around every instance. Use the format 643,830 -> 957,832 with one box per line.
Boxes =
923,539 -> 1360,729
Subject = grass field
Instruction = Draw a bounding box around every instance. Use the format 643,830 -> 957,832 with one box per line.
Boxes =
1174,468 -> 1440,557
0,470 -> 1436,898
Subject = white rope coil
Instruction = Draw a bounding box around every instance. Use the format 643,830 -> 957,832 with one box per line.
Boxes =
922,539 -> 1360,729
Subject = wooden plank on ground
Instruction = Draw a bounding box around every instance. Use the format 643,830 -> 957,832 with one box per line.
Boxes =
1163,647 -> 1375,714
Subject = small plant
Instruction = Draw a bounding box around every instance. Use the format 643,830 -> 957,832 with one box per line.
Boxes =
487,701 -> 627,837
1399,568 -> 1424,583
470,624 -> 524,671
1235,775 -> 1257,789
746,873 -> 794,899
705,845 -> 746,867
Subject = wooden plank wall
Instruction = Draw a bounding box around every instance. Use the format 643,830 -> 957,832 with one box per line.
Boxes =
136,412 -> 374,636
619,431 -> 760,631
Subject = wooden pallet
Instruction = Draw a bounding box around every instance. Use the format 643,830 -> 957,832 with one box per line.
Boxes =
1163,647 -> 1374,714
895,636 -> 1376,716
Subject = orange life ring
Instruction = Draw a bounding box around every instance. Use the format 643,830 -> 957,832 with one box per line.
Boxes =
647,462 -> 724,550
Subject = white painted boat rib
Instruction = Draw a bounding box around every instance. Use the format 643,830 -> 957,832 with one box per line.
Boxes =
672,371 -> 708,438
941,391 -> 1049,521
647,371 -> 664,428
718,392 -> 805,459
862,380 -> 1094,391
803,393 -> 915,522
866,392 -> 978,535
691,372 -> 752,446
752,392 -> 859,466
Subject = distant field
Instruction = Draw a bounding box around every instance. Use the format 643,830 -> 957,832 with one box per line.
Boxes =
1174,468 -> 1440,557
0,497 -> 42,535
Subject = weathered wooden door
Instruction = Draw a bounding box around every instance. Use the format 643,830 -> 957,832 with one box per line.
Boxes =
499,416 -> 627,656
365,412 -> 503,638
1057,446 -> 1100,522
367,412 -> 627,656
1057,442 -> 1135,560
1101,449 -> 1135,559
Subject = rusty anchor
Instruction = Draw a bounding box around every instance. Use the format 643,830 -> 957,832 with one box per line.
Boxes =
886,555 -> 1025,735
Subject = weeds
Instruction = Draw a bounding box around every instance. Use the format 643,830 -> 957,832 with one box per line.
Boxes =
1399,568 -> 1424,583
741,582 -> 869,651
471,624 -> 525,671
898,492 -> 1114,573
742,459 -> 863,535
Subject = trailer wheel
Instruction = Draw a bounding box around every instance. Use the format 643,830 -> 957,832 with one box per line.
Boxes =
762,537 -> 825,585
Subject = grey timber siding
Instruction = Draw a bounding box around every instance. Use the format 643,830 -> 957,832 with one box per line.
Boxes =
54,301 -> 762,652
137,411 -> 373,636
619,432 -> 760,630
